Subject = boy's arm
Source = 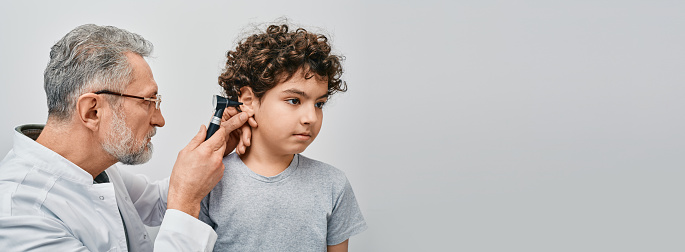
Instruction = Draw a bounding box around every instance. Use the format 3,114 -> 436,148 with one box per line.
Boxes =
327,239 -> 349,252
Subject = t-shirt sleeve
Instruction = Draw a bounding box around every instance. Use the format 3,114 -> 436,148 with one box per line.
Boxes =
199,194 -> 215,228
326,178 -> 368,245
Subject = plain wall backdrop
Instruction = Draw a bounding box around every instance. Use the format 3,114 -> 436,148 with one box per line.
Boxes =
1,1 -> 684,251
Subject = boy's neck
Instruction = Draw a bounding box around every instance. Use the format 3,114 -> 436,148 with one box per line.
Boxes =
239,146 -> 295,177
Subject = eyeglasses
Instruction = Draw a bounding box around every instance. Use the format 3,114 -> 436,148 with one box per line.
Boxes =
94,90 -> 162,110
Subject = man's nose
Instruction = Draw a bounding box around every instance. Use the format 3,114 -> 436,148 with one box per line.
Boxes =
152,108 -> 165,127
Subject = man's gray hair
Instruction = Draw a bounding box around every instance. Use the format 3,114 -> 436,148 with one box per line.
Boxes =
44,24 -> 153,121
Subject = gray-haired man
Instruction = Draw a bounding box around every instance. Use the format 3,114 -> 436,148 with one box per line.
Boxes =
0,24 -> 250,251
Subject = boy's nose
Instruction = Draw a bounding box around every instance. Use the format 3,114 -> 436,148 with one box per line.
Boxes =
301,105 -> 317,125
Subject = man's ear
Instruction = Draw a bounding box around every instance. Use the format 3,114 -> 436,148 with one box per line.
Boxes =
238,86 -> 257,113
76,93 -> 104,132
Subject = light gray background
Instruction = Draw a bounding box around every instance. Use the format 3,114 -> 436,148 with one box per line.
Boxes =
1,1 -> 683,251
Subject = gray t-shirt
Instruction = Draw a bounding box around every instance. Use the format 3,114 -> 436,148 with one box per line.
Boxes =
200,153 -> 367,251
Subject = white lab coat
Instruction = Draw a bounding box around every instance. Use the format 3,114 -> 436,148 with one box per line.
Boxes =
0,126 -> 217,251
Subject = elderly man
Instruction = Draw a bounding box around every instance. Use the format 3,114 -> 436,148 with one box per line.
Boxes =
0,24 -> 252,251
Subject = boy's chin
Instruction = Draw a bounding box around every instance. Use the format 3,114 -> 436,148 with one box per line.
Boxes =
291,148 -> 308,155
286,145 -> 310,155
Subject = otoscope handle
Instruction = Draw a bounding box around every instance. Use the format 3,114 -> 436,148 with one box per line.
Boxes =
205,108 -> 225,140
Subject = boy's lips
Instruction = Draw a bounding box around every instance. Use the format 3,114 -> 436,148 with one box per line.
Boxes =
293,132 -> 311,141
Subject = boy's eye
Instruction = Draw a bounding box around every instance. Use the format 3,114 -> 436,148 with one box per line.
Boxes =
315,101 -> 326,109
286,98 -> 300,105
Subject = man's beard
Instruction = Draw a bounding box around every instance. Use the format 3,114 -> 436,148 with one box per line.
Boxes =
102,109 -> 155,165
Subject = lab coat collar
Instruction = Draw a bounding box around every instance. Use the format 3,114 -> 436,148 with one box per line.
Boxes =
13,124 -> 104,185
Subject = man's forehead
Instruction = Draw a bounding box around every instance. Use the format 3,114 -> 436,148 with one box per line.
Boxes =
125,80 -> 159,96
125,52 -> 158,95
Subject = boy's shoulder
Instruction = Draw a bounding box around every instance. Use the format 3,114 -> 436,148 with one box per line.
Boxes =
296,154 -> 348,182
297,154 -> 341,171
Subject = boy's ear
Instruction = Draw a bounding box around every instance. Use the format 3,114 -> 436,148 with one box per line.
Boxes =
238,86 -> 256,113
76,93 -> 104,132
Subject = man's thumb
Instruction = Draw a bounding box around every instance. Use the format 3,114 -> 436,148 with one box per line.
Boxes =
187,125 -> 207,150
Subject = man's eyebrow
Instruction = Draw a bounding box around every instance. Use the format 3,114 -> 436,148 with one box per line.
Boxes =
144,90 -> 158,97
283,88 -> 328,99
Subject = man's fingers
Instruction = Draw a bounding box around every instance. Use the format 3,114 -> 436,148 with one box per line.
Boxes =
222,107 -> 240,121
204,127 -> 227,152
241,124 -> 251,147
221,112 -> 249,132
236,138 -> 244,155
215,139 -> 228,159
237,142 -> 245,155
186,125 -> 207,150
248,117 -> 258,128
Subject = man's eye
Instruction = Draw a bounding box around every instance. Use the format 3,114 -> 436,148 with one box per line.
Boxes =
286,98 -> 300,105
315,101 -> 326,109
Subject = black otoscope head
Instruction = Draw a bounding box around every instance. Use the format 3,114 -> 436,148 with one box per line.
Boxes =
213,95 -> 243,110
206,95 -> 243,140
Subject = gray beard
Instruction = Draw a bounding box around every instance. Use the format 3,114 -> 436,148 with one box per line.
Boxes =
102,109 -> 155,165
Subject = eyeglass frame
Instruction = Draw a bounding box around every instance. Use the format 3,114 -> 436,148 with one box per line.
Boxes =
94,90 -> 162,110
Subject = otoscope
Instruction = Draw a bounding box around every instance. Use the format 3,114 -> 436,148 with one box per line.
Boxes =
206,95 -> 243,140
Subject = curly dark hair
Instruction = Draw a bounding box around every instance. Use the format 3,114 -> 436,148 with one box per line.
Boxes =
219,24 -> 346,101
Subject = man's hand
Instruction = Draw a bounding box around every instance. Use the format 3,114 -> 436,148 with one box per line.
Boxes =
167,111 -> 249,218
221,107 -> 257,156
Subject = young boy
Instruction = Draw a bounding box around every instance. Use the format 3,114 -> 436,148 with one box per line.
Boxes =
199,24 -> 367,251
